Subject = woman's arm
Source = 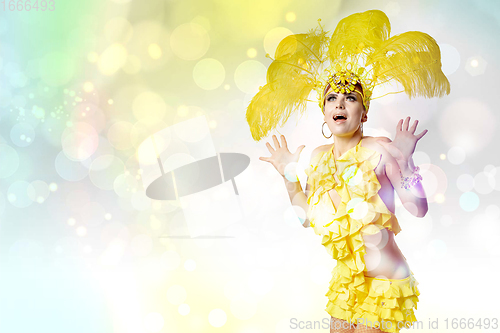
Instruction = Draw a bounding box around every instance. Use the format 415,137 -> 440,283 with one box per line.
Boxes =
259,134 -> 312,226
378,137 -> 428,217
376,117 -> 429,217
283,145 -> 326,228
283,176 -> 310,227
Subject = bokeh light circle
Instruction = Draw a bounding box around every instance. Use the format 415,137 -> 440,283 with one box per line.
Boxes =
98,43 -> 128,76
364,248 -> 382,271
55,151 -> 89,181
474,171 -> 495,194
178,304 -> 190,316
73,102 -> 107,134
284,205 -> 306,227
184,259 -> 196,271
346,198 -> 369,219
130,120 -> 168,149
440,44 -> 461,75
493,166 -> 500,191
234,60 -> 267,94
285,12 -> 296,22
170,23 -> 210,60
113,173 -> 139,198
10,122 -> 35,147
27,180 -> 50,204
0,144 -> 20,178
89,155 -> 125,190
456,173 -> 474,192
412,151 -> 431,168
148,43 -> 162,59
263,27 -> 294,58
107,121 -> 134,150
76,226 -> 87,236
247,48 -> 257,58
167,285 -> 187,305
208,309 -> 227,328
459,192 -> 479,212
61,122 -> 99,161
193,58 -> 225,90
440,99 -> 495,152
447,146 -> 466,165
420,164 -> 447,203
8,181 -> 33,208
484,164 -> 495,176
128,20 -> 171,71
486,204 -> 500,219
132,91 -> 167,125
283,162 -> 298,183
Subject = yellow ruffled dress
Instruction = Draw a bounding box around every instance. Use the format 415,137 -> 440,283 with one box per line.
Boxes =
304,139 -> 420,333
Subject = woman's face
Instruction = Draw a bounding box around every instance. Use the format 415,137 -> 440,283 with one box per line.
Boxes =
323,86 -> 367,137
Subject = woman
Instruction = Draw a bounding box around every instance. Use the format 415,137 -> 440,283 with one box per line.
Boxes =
260,82 -> 427,332
247,10 -> 449,333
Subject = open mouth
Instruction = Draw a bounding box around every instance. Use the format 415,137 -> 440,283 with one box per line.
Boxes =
333,114 -> 347,122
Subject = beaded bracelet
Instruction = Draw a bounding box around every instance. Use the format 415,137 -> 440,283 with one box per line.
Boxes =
400,166 -> 422,190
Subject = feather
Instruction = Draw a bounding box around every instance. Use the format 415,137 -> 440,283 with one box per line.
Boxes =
367,31 -> 450,98
328,10 -> 390,65
245,10 -> 451,142
246,28 -> 327,141
246,77 -> 315,141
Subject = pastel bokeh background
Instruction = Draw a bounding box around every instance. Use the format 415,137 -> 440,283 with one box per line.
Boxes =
1,0 -> 499,332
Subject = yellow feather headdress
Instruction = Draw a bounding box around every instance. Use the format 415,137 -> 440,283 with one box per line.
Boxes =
246,10 -> 450,141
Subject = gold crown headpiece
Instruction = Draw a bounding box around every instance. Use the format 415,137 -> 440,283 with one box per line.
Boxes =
246,10 -> 450,141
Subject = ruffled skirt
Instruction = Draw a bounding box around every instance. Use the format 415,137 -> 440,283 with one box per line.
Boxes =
326,269 -> 420,333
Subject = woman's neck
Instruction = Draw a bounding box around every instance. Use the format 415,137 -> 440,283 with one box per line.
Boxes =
332,132 -> 363,158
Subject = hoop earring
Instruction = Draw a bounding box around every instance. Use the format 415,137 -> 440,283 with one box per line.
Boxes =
322,122 -> 333,139
361,122 -> 363,134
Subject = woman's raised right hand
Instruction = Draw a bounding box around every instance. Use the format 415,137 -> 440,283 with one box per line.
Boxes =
259,134 -> 305,178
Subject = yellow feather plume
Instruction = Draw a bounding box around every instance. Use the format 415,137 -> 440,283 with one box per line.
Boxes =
328,10 -> 390,64
245,10 -> 451,142
367,31 -> 450,98
246,28 -> 328,141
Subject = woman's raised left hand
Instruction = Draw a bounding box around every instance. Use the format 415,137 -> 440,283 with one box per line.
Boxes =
376,116 -> 428,164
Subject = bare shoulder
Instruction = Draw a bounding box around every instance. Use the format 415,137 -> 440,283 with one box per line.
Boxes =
362,136 -> 390,151
362,136 -> 394,162
310,144 -> 332,162
316,143 -> 333,152
312,143 -> 332,154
